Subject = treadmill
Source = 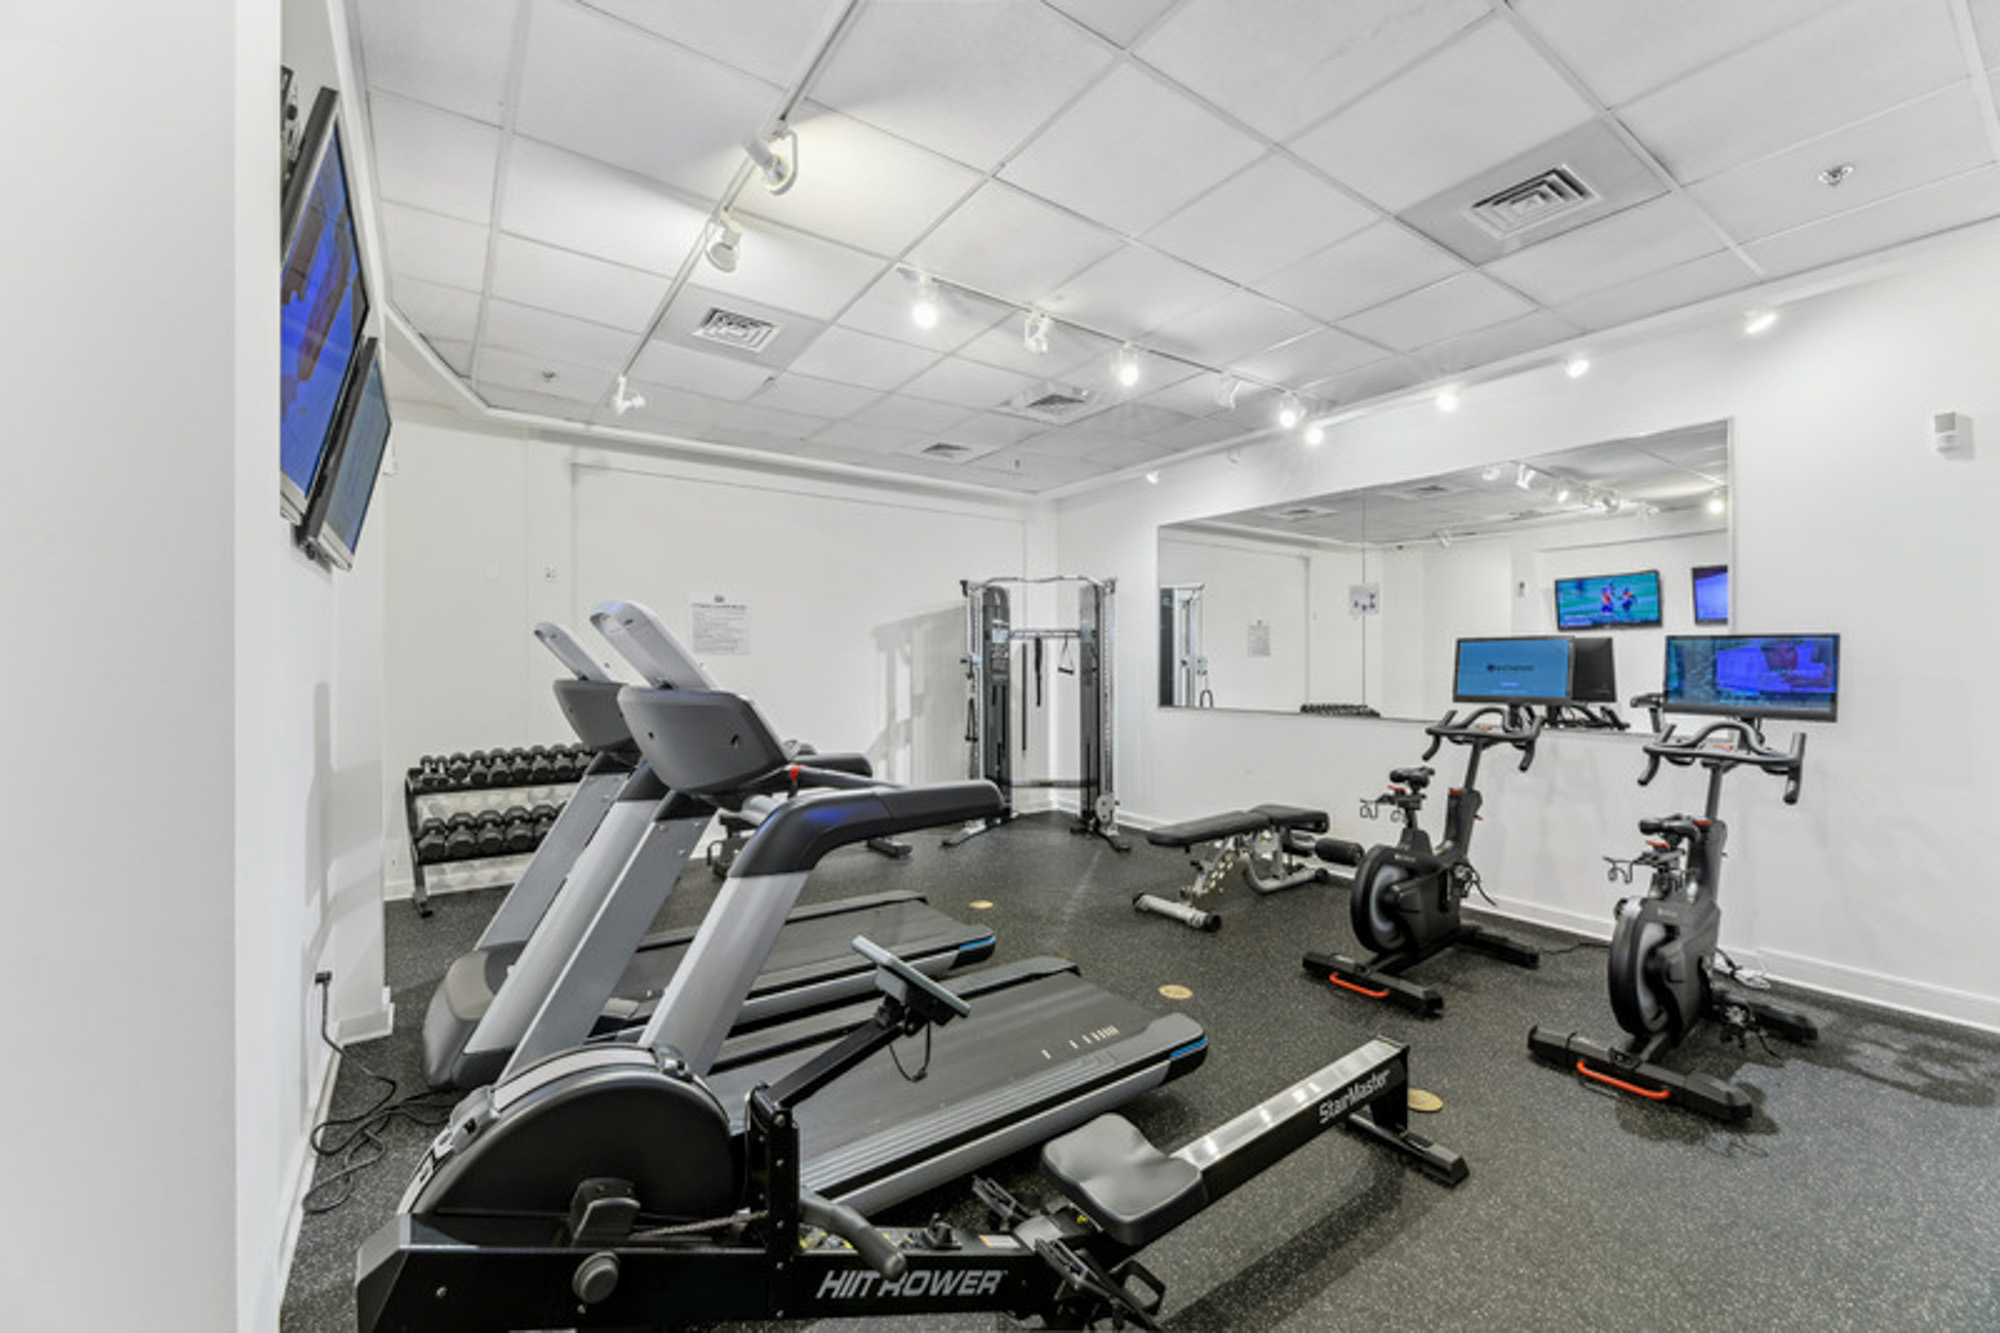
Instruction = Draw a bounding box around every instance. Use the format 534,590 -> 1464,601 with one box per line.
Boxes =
606,635 -> 1208,1214
422,604 -> 995,1091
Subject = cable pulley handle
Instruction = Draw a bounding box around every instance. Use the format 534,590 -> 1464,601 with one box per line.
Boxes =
799,1189 -> 906,1281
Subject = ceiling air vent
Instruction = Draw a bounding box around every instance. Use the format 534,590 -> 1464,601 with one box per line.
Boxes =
1268,504 -> 1338,522
920,442 -> 977,461
1006,381 -> 1096,423
1466,166 -> 1597,239
691,307 -> 781,353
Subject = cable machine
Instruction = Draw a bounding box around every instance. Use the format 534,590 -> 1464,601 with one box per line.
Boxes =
1158,583 -> 1211,707
946,574 -> 1127,851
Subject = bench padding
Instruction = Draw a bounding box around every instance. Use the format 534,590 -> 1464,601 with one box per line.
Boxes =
1146,803 -> 1328,849
1041,1114 -> 1207,1249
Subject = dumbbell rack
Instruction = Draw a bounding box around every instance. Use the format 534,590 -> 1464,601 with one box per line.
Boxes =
403,746 -> 587,916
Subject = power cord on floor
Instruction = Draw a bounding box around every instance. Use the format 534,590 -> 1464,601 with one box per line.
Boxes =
302,972 -> 456,1215
1536,938 -> 1611,957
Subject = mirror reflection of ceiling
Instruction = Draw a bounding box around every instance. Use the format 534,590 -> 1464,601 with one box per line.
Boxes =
1187,422 -> 1731,549
359,0 -> 2000,496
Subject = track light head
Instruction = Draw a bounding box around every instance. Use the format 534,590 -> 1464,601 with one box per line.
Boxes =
1214,375 -> 1242,409
1304,422 -> 1325,446
1115,343 -> 1141,388
909,273 -> 940,330
1023,310 -> 1051,356
703,212 -> 742,273
1277,391 -> 1303,430
745,127 -> 797,194
611,374 -> 646,416
1437,388 -> 1460,412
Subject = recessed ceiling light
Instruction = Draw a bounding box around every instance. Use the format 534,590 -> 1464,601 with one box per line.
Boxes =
1437,388 -> 1460,412
1144,470 -> 1160,485
1564,354 -> 1590,378
1744,308 -> 1778,336
1114,343 -> 1141,388
1304,422 -> 1324,446
1817,163 -> 1854,189
1707,490 -> 1727,515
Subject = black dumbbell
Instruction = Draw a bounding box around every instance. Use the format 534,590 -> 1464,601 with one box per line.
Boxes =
413,819 -> 451,864
474,813 -> 508,857
501,806 -> 536,854
444,813 -> 481,859
530,803 -> 558,842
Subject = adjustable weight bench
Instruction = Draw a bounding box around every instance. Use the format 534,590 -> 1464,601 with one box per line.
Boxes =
1135,803 -> 1330,931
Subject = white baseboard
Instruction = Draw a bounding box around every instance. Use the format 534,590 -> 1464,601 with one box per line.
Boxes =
277,1038 -> 345,1303
1757,950 -> 2000,1035
1475,893 -> 1615,944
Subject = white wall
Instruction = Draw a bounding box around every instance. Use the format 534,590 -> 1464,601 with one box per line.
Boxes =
1057,241 -> 2000,1032
0,0 -> 382,1328
380,415 -> 1046,894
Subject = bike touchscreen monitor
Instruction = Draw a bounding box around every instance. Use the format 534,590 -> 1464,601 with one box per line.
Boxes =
1453,636 -> 1574,705
1662,634 -> 1839,722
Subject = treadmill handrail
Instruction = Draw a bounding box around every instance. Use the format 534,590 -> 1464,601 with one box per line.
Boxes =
733,782 -> 1004,878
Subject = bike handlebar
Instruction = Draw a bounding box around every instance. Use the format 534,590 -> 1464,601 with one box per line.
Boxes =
1638,720 -> 1807,804
1423,705 -> 1544,771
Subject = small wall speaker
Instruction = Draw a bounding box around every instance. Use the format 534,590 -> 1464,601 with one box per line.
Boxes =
1932,411 -> 1974,459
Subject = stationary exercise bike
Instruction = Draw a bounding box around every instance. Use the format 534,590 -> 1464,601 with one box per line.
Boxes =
1303,705 -> 1543,1014
1529,706 -> 1819,1121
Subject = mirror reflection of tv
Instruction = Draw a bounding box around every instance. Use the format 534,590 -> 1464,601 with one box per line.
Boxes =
1454,636 -> 1573,705
1568,636 -> 1617,704
1662,634 -> 1839,722
1692,563 -> 1730,625
279,89 -> 369,524
300,338 -> 391,571
1554,569 -> 1662,629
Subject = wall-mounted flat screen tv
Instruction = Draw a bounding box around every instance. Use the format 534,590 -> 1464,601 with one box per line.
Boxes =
279,88 -> 369,524
1568,636 -> 1617,704
300,337 -> 391,571
1662,634 -> 1840,722
1692,563 -> 1730,625
1554,569 -> 1662,630
1453,636 -> 1573,705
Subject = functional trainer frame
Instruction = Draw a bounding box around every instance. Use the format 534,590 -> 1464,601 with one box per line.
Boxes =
946,574 -> 1127,851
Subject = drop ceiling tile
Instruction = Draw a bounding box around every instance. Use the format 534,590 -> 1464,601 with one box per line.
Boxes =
1131,370 -> 1238,419
836,271 -> 1008,356
1511,0 -> 1830,106
500,138 -> 709,275
1482,194 -> 1725,308
810,0 -> 1115,170
1144,155 -> 1379,287
1687,86 -> 1994,244
1289,18 -> 1596,213
734,105 -> 983,257
1045,0 -> 1180,48
1254,222 -> 1463,323
1744,165 -> 2000,278
691,222 -> 884,321
1306,355 -> 1429,408
1042,245 -> 1238,339
964,448 -> 1113,489
900,357 -> 1037,413
907,181 -> 1123,301
1620,0 -> 1967,185
379,202 -> 491,291
707,400 -> 826,442
811,420 -> 933,455
1552,250 -> 1758,331
1146,291 -> 1320,367
848,394 -> 975,436
612,381 -> 729,434
1078,437 -> 1178,469
1338,271 -> 1535,352
479,383 -> 598,417
514,0 -> 779,199
1136,0 -> 1488,142
354,0 -> 514,124
367,95 -> 500,225
1411,309 -> 1580,377
938,413 -> 1048,449
390,276 -> 481,346
628,338 -> 776,400
1234,326 -> 1386,388
1001,64 -> 1266,236
749,373 -> 882,420
1148,413 -> 1251,452
1973,0 -> 2000,68
490,235 -> 668,333
482,300 -> 635,369
427,337 -> 473,377
582,0 -> 836,85
787,326 -> 941,391
476,346 -> 613,404
878,436 -> 1003,467
1086,400 -> 1197,439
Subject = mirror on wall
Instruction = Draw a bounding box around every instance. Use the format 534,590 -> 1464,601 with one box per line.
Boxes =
1157,421 -> 1732,724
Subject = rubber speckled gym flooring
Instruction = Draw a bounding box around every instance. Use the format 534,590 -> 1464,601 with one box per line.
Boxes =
282,812 -> 2000,1332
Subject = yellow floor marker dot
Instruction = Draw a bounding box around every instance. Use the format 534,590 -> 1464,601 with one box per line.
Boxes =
1408,1089 -> 1444,1113
1158,984 -> 1194,1001
968,900 -> 994,910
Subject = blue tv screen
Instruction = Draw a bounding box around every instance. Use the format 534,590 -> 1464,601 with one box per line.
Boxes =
279,90 -> 369,523
1692,564 -> 1729,624
1663,634 -> 1839,722
1554,569 -> 1662,630
1454,636 -> 1573,705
